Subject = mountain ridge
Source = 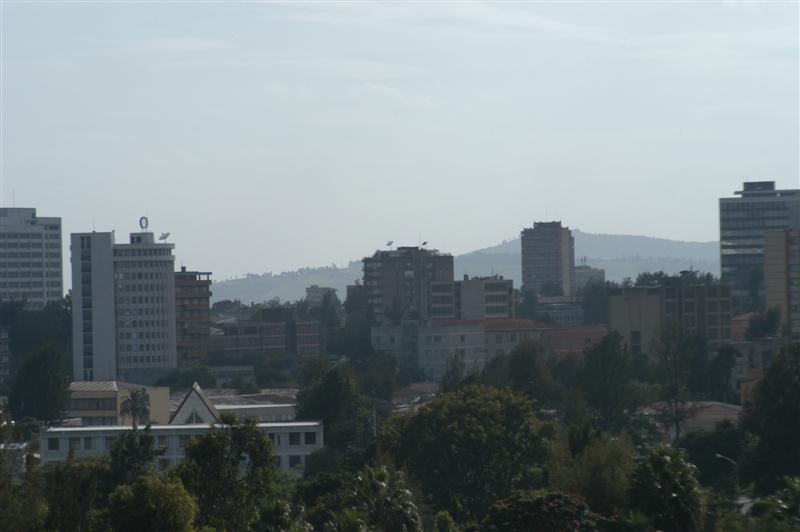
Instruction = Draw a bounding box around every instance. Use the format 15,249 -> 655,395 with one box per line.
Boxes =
212,231 -> 720,304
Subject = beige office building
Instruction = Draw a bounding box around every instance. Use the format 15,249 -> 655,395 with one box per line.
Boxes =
764,229 -> 800,341
609,283 -> 732,355
67,381 -> 170,426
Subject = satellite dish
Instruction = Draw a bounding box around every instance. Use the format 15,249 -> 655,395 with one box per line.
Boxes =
386,240 -> 394,247
422,241 -> 428,247
159,232 -> 170,241
139,216 -> 149,230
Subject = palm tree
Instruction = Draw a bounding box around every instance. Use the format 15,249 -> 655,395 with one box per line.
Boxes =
351,465 -> 421,532
120,388 -> 150,430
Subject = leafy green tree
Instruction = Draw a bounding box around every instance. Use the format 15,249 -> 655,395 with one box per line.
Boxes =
348,465 -> 421,532
9,343 -> 69,422
507,341 -> 561,408
381,385 -> 555,522
653,331 -> 698,441
629,445 -> 704,532
108,474 -> 197,532
678,420 -> 755,495
108,425 -> 164,486
120,388 -> 150,429
705,346 -> 737,403
481,490 -> 602,532
296,365 -> 371,456
0,461 -> 47,532
547,434 -> 636,514
580,279 -> 612,325
514,290 -> 538,320
180,414 -> 277,530
579,332 -> 639,432
746,307 -> 781,340
352,351 -> 399,401
742,346 -> 800,494
42,457 -> 110,532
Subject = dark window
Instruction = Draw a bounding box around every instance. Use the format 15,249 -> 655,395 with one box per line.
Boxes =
304,432 -> 317,445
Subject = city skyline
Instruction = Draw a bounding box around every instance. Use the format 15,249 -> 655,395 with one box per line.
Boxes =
2,2 -> 798,279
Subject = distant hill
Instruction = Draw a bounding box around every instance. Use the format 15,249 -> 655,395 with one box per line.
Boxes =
212,231 -> 720,304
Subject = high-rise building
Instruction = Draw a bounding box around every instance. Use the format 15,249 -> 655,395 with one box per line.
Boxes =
0,208 -> 63,309
520,221 -> 575,297
720,181 -> 800,312
363,246 -> 454,323
175,267 -> 212,368
71,223 -> 177,381
764,229 -> 800,341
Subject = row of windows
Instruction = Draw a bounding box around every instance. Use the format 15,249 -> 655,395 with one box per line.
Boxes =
117,283 -> 168,293
0,290 -> 61,298
118,319 -> 170,329
118,343 -> 170,353
0,232 -> 58,239
118,330 -> 167,340
0,262 -> 60,269
115,260 -> 173,269
113,248 -> 172,257
69,398 -> 116,411
120,354 -> 168,364
115,271 -> 170,280
117,295 -> 169,305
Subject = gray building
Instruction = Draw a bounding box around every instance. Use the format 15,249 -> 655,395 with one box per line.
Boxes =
521,221 -> 575,297
575,265 -> 606,291
363,246 -> 454,323
0,208 -> 62,309
72,223 -> 177,382
720,181 -> 800,313
430,275 -> 514,320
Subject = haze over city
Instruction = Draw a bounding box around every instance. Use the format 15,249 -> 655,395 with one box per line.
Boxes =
2,2 -> 798,279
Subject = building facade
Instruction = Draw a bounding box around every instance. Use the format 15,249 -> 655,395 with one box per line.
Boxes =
363,246 -> 454,323
66,381 -> 170,426
71,225 -> 177,381
520,221 -> 575,297
720,181 -> 800,312
574,265 -> 606,291
609,282 -> 732,355
429,275 -> 514,320
0,328 -> 9,384
175,267 -> 212,367
0,208 -> 62,309
40,421 -> 323,473
764,229 -> 800,341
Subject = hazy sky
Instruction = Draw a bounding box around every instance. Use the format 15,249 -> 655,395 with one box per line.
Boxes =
2,1 -> 798,280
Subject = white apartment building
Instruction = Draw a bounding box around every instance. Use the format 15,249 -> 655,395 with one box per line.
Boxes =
40,421 -> 323,473
72,224 -> 177,381
0,208 -> 62,309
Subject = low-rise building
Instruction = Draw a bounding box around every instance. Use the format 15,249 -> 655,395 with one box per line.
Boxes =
575,265 -> 606,291
542,324 -> 609,358
40,420 -> 323,473
536,302 -> 584,326
67,381 -> 170,426
609,281 -> 732,355
207,365 -> 255,386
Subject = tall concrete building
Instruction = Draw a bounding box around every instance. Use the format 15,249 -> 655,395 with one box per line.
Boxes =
720,181 -> 800,312
764,229 -> 800,341
363,246 -> 454,323
72,223 -> 177,381
175,267 -> 212,368
0,208 -> 63,309
520,221 -> 575,298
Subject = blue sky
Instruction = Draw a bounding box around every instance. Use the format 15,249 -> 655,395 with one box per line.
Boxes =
1,1 -> 798,279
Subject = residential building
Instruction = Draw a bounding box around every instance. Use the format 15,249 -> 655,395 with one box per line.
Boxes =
363,246 -> 454,323
71,223 -> 177,381
574,264 -> 606,291
430,275 -> 514,320
40,421 -> 323,473
0,443 -> 29,482
175,267 -> 212,367
520,221 -> 575,297
305,285 -> 339,307
536,301 -> 584,326
417,321 -> 486,381
66,381 -> 170,426
210,307 -> 321,359
0,208 -> 62,309
483,319 -> 546,358
764,229 -> 800,341
609,280 -> 732,355
542,324 -> 609,358
720,181 -> 800,312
